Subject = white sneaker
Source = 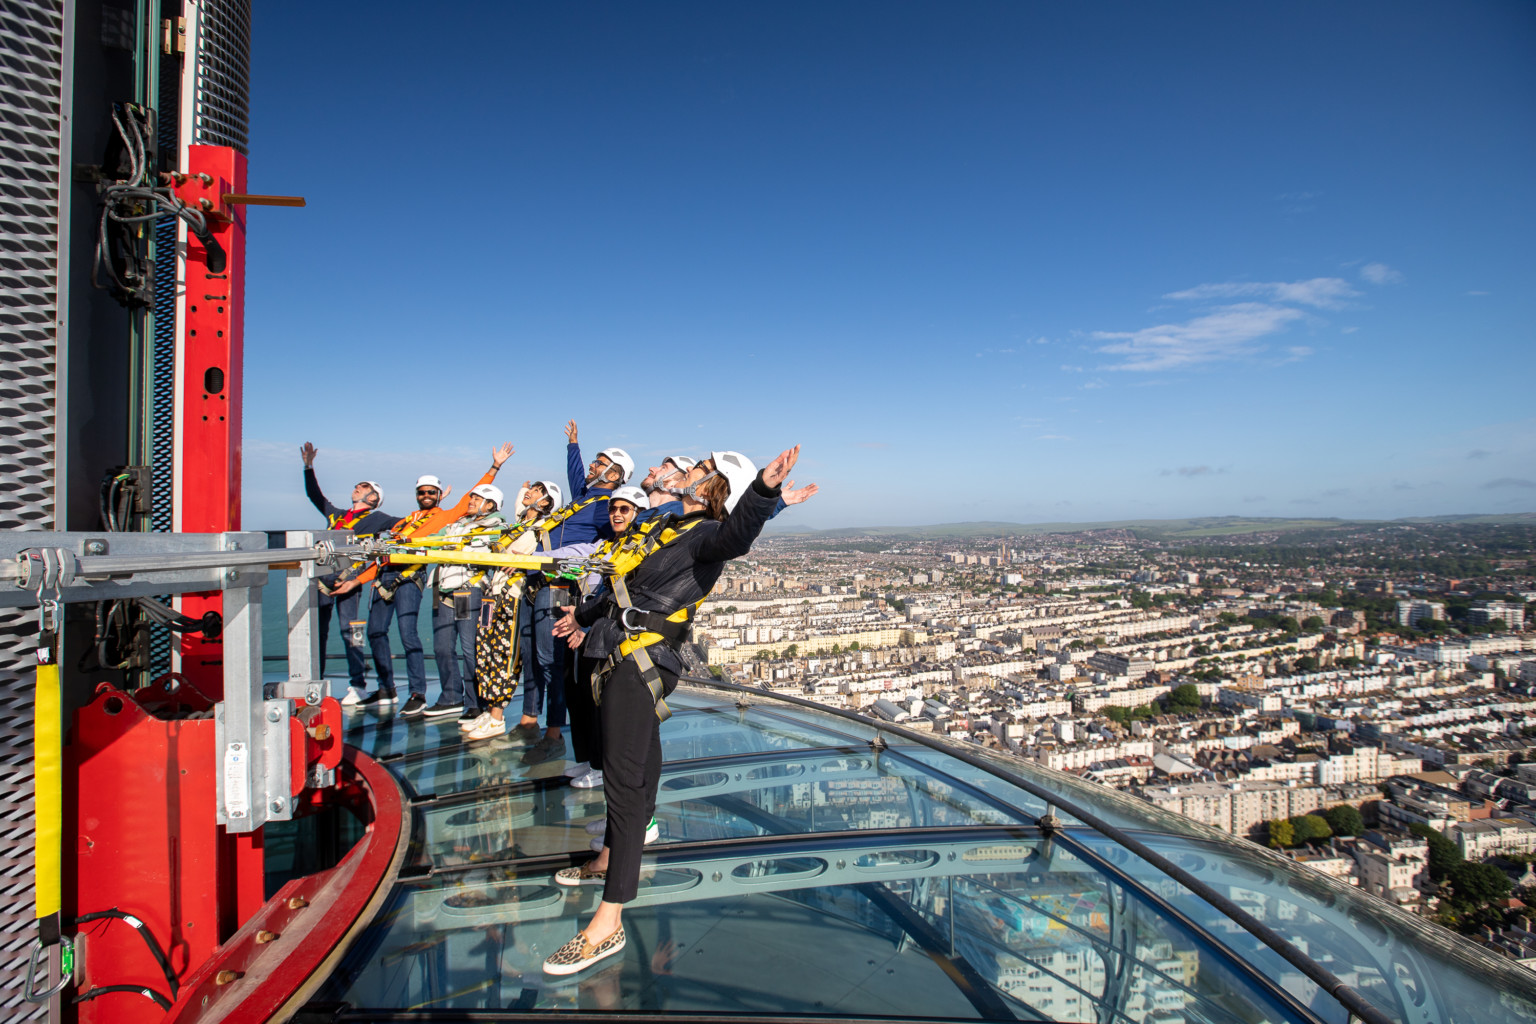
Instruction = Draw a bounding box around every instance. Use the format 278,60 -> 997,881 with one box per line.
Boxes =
459,711 -> 491,733
571,769 -> 605,789
340,686 -> 366,706
589,818 -> 659,853
563,761 -> 591,779
465,716 -> 507,741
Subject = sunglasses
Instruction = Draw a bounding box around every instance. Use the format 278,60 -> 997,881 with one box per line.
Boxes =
611,504 -> 638,515
416,488 -> 441,496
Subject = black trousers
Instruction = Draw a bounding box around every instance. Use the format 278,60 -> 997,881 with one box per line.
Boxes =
599,657 -> 677,905
568,654 -> 603,770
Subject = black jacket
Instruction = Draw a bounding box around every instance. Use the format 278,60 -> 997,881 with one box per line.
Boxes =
305,468 -> 398,535
576,471 -> 781,676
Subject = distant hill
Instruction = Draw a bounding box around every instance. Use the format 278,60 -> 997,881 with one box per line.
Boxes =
767,512 -> 1536,540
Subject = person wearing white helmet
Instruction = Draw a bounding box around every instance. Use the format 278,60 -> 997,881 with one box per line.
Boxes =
557,483 -> 650,789
504,422 -> 630,763
543,445 -> 815,977
300,442 -> 400,701
335,444 -> 514,713
637,451 -> 820,524
422,483 -> 506,721
639,456 -> 696,508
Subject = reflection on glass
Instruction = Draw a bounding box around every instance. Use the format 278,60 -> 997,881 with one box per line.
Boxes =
316,682 -> 1536,1023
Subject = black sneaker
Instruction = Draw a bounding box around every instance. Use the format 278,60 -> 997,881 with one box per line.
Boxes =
458,708 -> 482,722
422,701 -> 461,718
520,735 -> 565,765
399,695 -> 428,717
359,690 -> 397,706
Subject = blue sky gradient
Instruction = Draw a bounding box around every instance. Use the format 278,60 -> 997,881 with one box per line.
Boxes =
239,1 -> 1536,529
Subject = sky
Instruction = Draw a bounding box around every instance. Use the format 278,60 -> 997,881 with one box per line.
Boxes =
239,1 -> 1536,531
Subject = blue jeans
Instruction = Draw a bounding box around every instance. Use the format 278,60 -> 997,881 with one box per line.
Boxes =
367,571 -> 425,697
432,587 -> 481,710
317,575 -> 366,686
519,582 -> 569,729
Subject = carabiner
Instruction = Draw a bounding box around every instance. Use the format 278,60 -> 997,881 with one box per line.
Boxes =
23,938 -> 68,1003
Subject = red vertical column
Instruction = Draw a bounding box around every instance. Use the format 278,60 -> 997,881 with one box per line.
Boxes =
171,147 -> 264,935
174,145 -> 247,697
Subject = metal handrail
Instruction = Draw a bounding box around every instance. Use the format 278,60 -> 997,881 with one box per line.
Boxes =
679,674 -> 1397,1024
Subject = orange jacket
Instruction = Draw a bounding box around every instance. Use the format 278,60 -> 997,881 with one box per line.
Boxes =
351,467 -> 498,587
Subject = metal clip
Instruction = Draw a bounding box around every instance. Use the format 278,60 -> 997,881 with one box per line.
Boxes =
23,938 -> 68,1003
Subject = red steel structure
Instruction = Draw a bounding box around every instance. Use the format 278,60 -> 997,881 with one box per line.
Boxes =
173,144 -> 247,698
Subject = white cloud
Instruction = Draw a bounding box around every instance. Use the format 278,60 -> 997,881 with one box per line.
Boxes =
1360,262 -> 1403,285
1093,303 -> 1305,372
1164,277 -> 1358,309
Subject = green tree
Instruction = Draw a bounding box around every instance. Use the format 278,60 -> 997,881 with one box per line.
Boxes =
1103,706 -> 1130,726
849,641 -> 860,651
830,643 -> 842,654
784,644 -> 799,658
1408,823 -> 1462,881
1446,861 -> 1512,908
1166,684 -> 1201,711
1302,616 -> 1325,631
1268,818 -> 1295,849
1290,814 -> 1332,843
1321,804 -> 1364,837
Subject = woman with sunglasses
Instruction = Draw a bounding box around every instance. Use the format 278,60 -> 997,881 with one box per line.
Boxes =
543,445 -> 813,976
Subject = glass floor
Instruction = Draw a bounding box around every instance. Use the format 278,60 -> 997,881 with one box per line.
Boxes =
311,683 -> 1536,1023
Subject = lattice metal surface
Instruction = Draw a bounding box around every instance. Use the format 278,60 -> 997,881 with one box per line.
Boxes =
192,0 -> 250,154
0,0 -> 66,1015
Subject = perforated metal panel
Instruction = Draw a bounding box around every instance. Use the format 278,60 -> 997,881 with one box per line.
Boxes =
0,0 -> 68,1016
191,0 -> 250,154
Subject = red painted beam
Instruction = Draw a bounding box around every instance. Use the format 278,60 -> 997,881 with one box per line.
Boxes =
173,144 -> 247,697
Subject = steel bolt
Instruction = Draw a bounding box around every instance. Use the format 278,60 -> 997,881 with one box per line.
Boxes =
255,930 -> 278,944
225,568 -> 240,583
270,798 -> 285,814
267,706 -> 282,722
287,896 -> 308,910
83,539 -> 107,555
215,970 -> 242,985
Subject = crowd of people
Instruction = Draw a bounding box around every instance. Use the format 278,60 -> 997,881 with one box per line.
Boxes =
300,423 -> 816,976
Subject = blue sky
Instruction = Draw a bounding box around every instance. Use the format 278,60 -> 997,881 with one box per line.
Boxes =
240,1 -> 1536,530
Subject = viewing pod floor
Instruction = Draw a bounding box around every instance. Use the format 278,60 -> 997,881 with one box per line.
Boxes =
292,682 -> 1536,1024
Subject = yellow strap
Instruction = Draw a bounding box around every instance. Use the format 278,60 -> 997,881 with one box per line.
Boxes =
34,660 -> 60,920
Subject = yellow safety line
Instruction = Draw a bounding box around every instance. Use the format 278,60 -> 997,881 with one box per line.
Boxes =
34,662 -> 61,920
386,551 -> 555,570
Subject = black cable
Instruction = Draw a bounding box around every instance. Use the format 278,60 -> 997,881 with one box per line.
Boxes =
72,985 -> 172,1011
73,908 -> 179,999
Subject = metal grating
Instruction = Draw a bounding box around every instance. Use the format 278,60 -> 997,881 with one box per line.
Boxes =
191,0 -> 250,154
0,0 -> 66,1015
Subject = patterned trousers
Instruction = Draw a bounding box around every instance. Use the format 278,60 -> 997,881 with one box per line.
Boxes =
474,590 -> 522,708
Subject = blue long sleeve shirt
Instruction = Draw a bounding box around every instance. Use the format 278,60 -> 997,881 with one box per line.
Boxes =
543,441 -> 614,548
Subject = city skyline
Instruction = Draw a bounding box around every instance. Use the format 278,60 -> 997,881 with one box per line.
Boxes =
239,1 -> 1535,530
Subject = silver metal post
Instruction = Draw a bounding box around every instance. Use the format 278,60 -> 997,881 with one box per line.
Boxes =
285,531 -> 320,681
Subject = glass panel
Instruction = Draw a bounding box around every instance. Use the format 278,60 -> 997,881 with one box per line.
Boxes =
1080,830 -> 1536,1024
319,832 -> 1308,1022
339,707 -> 473,761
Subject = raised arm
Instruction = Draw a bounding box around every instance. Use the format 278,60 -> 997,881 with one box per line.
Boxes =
566,420 -> 588,501
301,442 -> 341,518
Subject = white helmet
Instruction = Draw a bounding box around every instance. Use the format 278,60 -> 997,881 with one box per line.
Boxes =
361,481 -> 384,508
415,474 -> 443,490
532,480 -> 563,511
597,447 -> 634,484
711,451 -> 758,513
662,455 -> 697,474
609,485 -> 647,510
470,483 -> 504,509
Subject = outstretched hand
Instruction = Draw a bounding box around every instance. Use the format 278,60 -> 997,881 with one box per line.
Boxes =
300,442 -> 317,468
564,420 -> 578,444
491,442 -> 514,469
782,480 -> 819,506
552,605 -> 579,638
762,445 -> 801,490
